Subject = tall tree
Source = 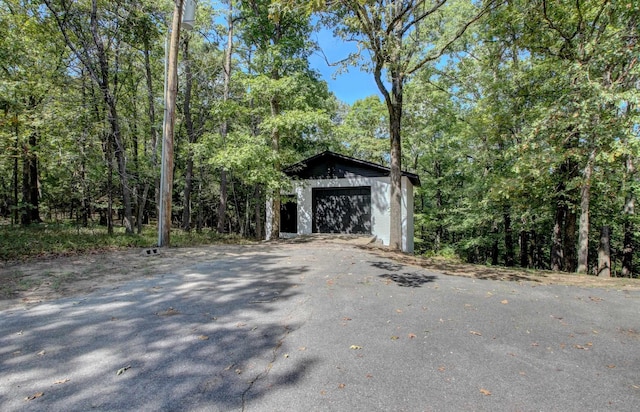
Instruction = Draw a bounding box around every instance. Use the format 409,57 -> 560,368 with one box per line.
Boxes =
317,0 -> 502,250
44,0 -> 135,233
238,0 -> 329,240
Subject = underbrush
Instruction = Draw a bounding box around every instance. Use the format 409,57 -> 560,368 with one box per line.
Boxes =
0,222 -> 252,262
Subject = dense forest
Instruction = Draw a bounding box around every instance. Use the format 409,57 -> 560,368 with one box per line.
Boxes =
1,1 -> 638,276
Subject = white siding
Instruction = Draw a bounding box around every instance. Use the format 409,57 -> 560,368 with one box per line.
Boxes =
270,176 -> 415,253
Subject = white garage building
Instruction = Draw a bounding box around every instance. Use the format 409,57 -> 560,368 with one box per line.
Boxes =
267,151 -> 420,253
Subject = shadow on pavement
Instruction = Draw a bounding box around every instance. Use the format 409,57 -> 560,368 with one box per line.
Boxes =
370,261 -> 437,287
0,248 -> 314,411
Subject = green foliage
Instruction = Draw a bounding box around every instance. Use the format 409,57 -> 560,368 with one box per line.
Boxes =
0,223 -> 251,262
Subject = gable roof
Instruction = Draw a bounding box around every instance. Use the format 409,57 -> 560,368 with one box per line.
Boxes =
283,151 -> 421,187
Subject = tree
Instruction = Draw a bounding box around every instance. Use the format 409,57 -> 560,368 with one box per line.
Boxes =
315,0 -> 502,250
44,0 -> 136,233
238,0 -> 331,240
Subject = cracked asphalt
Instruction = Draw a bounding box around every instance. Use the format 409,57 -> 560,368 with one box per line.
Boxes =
1,242 -> 639,411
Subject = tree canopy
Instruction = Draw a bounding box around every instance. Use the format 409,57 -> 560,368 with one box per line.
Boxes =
0,0 -> 638,277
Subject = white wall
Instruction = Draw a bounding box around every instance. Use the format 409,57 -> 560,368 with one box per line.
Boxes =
292,176 -> 390,245
401,175 -> 414,253
274,176 -> 415,253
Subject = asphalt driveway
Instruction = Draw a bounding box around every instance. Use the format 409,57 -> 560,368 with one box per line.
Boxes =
1,242 -> 639,411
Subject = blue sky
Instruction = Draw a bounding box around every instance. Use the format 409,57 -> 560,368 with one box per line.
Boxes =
309,28 -> 382,105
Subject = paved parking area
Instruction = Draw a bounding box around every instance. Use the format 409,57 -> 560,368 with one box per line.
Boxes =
1,242 -> 639,411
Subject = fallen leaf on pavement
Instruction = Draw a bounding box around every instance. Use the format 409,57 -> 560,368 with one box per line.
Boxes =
298,346 -> 307,351
408,333 -> 416,339
25,392 -> 44,401
607,365 -> 616,369
470,331 -> 482,336
116,365 -> 131,375
198,335 -> 209,340
501,300 -> 509,304
480,388 -> 492,396
438,366 -> 446,372
390,335 -> 399,340
338,383 -> 346,389
156,307 -> 179,316
54,379 -> 70,384
350,345 -> 362,350
366,374 -> 373,378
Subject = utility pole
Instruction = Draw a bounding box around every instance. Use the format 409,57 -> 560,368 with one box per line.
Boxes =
158,0 -> 196,247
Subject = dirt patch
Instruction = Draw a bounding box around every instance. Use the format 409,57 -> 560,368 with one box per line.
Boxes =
0,244 -> 256,311
2,239 -> 638,311
361,245 -> 640,291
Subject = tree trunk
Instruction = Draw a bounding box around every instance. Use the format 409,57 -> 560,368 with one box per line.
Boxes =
520,230 -> 529,268
21,142 -> 30,225
217,170 -> 227,233
141,38 -> 158,234
158,0 -> 184,246
268,93 -> 281,241
622,155 -> 635,277
491,226 -> 499,266
106,134 -> 114,235
564,206 -> 577,272
12,119 -> 19,225
27,131 -> 40,223
217,0 -> 234,234
551,201 -> 566,271
597,226 -> 611,278
504,205 -> 514,266
196,166 -> 204,233
387,76 -> 403,251
182,35 -> 194,231
88,0 -> 132,234
577,150 -> 596,274
254,184 -> 262,240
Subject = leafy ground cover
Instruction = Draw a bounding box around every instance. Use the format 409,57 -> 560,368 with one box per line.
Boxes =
0,223 -> 250,262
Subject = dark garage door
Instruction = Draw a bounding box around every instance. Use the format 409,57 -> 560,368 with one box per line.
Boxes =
312,187 -> 371,234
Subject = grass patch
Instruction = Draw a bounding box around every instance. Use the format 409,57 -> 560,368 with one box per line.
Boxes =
0,222 -> 254,262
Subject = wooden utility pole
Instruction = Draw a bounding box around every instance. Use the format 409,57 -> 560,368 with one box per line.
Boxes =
158,0 -> 184,247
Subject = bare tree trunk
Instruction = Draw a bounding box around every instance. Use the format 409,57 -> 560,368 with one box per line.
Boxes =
89,1 -> 132,233
196,166 -> 205,233
268,94 -> 281,241
12,119 -> 19,225
106,134 -> 114,235
551,202 -> 565,271
21,142 -> 30,225
490,221 -> 499,265
158,0 -> 184,246
143,37 -> 159,229
597,226 -> 611,278
564,206 -> 577,272
622,155 -> 635,277
254,184 -> 262,240
577,150 -> 596,274
182,35 -> 194,231
504,205 -> 514,266
217,1 -> 234,234
520,230 -> 529,268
